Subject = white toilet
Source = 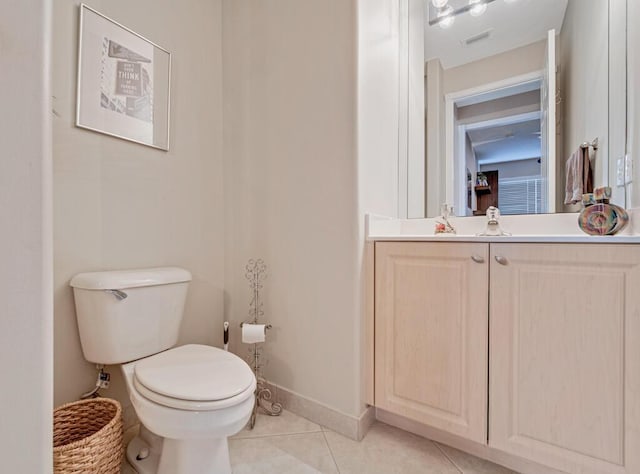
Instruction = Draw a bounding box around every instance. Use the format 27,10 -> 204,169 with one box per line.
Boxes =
70,267 -> 256,474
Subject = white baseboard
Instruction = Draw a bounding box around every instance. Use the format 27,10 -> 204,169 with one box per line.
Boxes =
358,403 -> 376,440
264,381 -> 374,441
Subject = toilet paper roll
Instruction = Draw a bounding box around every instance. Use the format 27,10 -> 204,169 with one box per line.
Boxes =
242,324 -> 266,344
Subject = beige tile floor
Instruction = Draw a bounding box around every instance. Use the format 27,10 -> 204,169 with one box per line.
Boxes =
122,410 -> 518,473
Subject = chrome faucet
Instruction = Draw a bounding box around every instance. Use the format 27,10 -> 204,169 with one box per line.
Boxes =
477,206 -> 511,236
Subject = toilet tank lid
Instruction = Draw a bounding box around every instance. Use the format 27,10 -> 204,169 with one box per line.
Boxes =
70,267 -> 192,290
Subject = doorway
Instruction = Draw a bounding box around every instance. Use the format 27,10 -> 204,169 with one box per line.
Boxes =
445,73 -> 550,216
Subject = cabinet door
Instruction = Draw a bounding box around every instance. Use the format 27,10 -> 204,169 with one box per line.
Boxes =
375,242 -> 489,443
490,244 -> 640,474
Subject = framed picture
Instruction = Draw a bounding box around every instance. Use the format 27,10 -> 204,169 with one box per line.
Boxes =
76,4 -> 171,150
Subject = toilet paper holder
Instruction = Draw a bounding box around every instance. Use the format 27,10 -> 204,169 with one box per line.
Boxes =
239,322 -> 272,331
242,259 -> 282,428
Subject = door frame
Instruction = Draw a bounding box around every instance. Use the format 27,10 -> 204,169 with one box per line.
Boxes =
444,71 -> 544,215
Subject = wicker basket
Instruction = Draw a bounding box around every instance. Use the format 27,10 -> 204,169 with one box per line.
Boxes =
53,398 -> 124,474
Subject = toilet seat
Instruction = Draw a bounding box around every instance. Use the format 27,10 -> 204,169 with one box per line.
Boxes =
133,377 -> 255,411
133,344 -> 256,411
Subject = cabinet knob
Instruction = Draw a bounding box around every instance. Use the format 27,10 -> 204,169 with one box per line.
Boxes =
471,255 -> 485,264
494,255 -> 508,265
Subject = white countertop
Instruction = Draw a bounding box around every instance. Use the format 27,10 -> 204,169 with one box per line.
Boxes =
366,210 -> 640,244
369,234 -> 640,243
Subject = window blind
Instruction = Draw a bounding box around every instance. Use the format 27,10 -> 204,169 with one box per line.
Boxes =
498,175 -> 545,215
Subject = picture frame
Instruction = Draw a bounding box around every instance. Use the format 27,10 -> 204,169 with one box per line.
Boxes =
76,4 -> 171,151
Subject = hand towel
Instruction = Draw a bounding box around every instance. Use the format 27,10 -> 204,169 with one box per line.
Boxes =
564,147 -> 593,205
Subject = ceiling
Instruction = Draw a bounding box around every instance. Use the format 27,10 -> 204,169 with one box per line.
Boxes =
424,0 -> 568,69
468,118 -> 541,164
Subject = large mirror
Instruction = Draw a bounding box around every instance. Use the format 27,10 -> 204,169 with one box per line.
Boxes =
417,0 -> 628,218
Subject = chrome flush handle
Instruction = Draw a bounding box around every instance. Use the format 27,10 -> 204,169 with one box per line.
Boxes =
471,255 -> 485,264
494,256 -> 508,266
105,289 -> 128,301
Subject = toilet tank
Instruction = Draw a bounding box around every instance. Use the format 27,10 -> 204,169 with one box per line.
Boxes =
70,267 -> 192,365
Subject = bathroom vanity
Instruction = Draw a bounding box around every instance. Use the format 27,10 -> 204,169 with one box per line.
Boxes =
366,216 -> 640,474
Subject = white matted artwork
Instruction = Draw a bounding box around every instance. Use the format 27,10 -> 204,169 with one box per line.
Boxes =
76,4 -> 171,150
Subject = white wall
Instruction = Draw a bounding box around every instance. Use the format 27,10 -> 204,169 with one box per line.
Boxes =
358,0 -> 403,406
0,0 -> 53,472
457,90 -> 540,124
628,0 -> 640,208
608,0 -> 627,209
558,0 -> 609,211
52,0 -> 224,424
480,158 -> 541,179
443,41 -> 545,95
425,58 -> 445,217
358,0 -> 401,221
465,134 -> 477,214
406,0 -> 426,218
50,0 -> 399,428
222,0 -> 368,417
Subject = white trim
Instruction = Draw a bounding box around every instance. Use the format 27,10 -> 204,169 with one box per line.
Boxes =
399,0 -> 427,218
544,29 -> 557,213
478,155 -> 541,166
263,381 -> 375,441
397,0 -> 409,218
456,123 -> 467,215
1,1 -> 53,471
445,70 -> 544,103
464,110 -> 541,131
407,0 -> 426,218
445,96 -> 456,207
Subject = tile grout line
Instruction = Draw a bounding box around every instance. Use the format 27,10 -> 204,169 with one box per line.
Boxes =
434,441 -> 465,474
321,428 -> 342,474
232,429 -> 324,441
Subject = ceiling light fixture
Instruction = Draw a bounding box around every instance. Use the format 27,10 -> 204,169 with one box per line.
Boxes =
469,0 -> 487,17
438,5 -> 455,29
429,0 -> 500,27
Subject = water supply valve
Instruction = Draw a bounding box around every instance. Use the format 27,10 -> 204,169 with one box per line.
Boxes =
80,365 -> 111,399
98,368 -> 111,389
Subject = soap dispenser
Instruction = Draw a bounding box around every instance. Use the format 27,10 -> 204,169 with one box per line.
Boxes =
435,204 -> 456,235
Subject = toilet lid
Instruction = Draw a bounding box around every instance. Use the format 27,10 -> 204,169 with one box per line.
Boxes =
134,344 -> 255,402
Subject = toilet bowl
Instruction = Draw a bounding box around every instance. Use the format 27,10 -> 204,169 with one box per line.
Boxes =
70,267 -> 256,474
122,345 -> 256,474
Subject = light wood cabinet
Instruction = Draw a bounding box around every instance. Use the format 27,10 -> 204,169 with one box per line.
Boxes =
374,242 -> 489,443
489,244 -> 640,474
374,241 -> 640,474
